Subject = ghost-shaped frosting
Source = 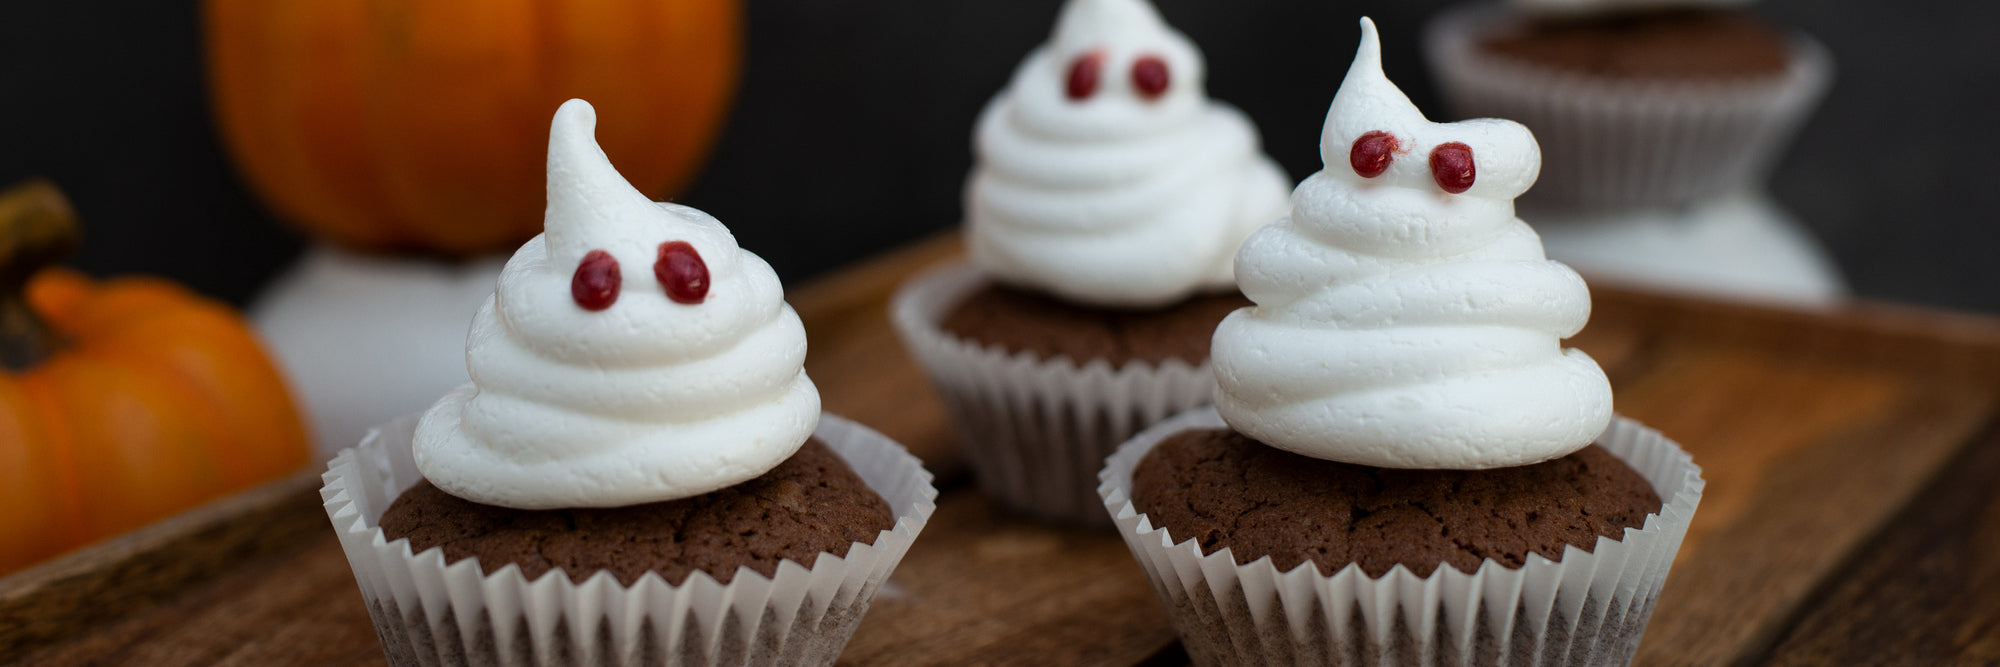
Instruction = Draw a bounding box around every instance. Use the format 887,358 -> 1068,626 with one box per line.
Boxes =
414,99 -> 820,509
1211,18 -> 1613,470
965,0 -> 1292,308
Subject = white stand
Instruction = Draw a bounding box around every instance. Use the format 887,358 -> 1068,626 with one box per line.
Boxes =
251,246 -> 506,460
1528,192 -> 1846,308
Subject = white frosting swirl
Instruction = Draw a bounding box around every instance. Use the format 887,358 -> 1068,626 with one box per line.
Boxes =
966,0 -> 1291,308
1212,19 -> 1612,470
414,99 -> 819,509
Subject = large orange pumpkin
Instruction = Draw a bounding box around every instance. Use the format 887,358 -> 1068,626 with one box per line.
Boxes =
0,181 -> 310,574
204,0 -> 742,256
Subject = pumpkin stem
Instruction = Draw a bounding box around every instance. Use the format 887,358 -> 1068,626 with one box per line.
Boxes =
0,179 -> 80,371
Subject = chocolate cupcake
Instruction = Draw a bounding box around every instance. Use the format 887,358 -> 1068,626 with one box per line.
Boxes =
892,0 -> 1291,525
1099,21 -> 1703,664
1104,411 -> 1700,666
322,99 -> 936,667
1129,429 -> 1664,582
1424,1 -> 1831,211
378,437 -> 895,588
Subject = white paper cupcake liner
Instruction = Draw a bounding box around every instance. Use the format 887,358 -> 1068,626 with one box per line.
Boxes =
321,413 -> 938,667
1424,4 -> 1832,212
1099,408 -> 1704,666
891,262 -> 1218,526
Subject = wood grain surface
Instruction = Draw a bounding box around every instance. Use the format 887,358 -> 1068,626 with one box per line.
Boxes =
0,469 -> 328,664
5,233 -> 2000,666
1758,419 -> 2000,666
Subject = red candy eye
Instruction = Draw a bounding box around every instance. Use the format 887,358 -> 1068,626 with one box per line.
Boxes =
1349,131 -> 1398,179
1429,142 -> 1476,194
1066,51 -> 1104,101
571,250 -> 620,311
655,241 -> 709,304
1131,55 -> 1170,99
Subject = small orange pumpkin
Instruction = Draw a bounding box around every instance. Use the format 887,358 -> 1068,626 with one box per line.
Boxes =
0,181 -> 310,574
202,0 -> 743,257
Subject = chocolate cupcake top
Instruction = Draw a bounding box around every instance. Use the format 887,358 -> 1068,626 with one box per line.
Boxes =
1131,428 -> 1662,577
413,99 -> 820,510
965,0 -> 1291,308
1480,7 -> 1792,80
1212,18 -> 1612,470
383,437 -> 893,586
938,282 -> 1248,366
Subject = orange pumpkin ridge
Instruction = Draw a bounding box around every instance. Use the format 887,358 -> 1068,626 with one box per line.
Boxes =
0,182 -> 310,574
204,0 -> 743,257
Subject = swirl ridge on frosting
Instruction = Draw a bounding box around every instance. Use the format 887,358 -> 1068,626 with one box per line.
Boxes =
1212,18 -> 1613,469
414,99 -> 819,509
966,0 -> 1292,308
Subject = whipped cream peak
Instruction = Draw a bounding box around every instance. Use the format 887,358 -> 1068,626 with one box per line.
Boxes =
1023,0 -> 1208,139
1047,0 -> 1201,100
1053,0 -> 1171,48
965,0 -> 1291,308
1321,18 -> 1540,200
542,99 -> 737,280
414,98 -> 819,509
1212,18 -> 1612,470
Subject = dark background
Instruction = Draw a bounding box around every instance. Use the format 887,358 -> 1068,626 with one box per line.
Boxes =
2,1 -> 1995,312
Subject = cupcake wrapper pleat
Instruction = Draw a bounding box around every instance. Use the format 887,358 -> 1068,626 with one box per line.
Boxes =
1424,4 -> 1832,212
891,262 -> 1217,526
1099,408 -> 1704,667
321,413 -> 938,667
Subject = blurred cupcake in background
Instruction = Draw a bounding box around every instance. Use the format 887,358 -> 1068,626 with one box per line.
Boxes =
892,0 -> 1291,525
1424,0 -> 1832,212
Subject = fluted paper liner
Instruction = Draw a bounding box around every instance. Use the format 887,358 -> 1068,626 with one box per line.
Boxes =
322,413 -> 938,667
1424,4 -> 1832,212
892,262 -> 1217,525
1099,408 -> 1703,666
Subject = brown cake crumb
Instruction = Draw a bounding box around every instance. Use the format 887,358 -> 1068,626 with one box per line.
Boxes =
1479,8 -> 1791,80
939,283 -> 1250,366
1131,429 -> 1663,578
379,437 -> 894,586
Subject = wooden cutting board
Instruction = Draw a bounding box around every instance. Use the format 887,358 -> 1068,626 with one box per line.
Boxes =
5,233 -> 1999,666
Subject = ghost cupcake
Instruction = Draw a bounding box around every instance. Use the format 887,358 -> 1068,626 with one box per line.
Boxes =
1099,20 -> 1703,664
1424,0 -> 1831,211
321,99 -> 936,667
892,0 -> 1292,525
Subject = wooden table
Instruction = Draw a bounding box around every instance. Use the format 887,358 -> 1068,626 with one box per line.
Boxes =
6,234 -> 2000,666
